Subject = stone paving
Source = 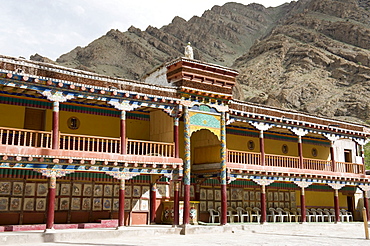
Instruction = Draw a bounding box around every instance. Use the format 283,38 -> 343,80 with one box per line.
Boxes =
1,222 -> 369,246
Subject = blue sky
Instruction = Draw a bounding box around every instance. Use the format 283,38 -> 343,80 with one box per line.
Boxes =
0,0 -> 289,60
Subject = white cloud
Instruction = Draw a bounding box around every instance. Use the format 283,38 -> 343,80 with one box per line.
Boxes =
0,0 -> 289,60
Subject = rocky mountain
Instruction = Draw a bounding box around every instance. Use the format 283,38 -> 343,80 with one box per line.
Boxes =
53,2 -> 289,80
235,0 -> 370,123
32,0 -> 370,124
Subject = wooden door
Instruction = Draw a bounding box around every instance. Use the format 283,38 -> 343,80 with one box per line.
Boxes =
24,108 -> 45,131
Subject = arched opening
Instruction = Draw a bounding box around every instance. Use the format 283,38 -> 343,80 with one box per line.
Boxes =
191,129 -> 221,170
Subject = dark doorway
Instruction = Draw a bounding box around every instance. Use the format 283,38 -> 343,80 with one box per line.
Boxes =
24,108 -> 45,131
347,195 -> 355,219
344,149 -> 352,163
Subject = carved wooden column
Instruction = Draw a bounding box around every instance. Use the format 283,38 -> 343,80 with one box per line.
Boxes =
108,100 -> 141,155
36,169 -> 73,232
183,106 -> 191,225
120,111 -> 127,155
173,181 -> 180,226
291,128 -> 308,169
323,134 -> 340,173
41,91 -> 74,150
252,178 -> 274,224
330,143 -> 336,172
150,183 -> 157,224
294,180 -> 312,223
174,117 -> 179,158
105,171 -> 139,229
220,112 -> 228,225
52,101 -> 60,149
251,123 -> 272,166
328,183 -> 345,223
46,173 -> 56,230
118,178 -> 126,228
359,185 -> 370,222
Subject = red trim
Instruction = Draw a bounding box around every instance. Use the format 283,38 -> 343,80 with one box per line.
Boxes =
334,193 -> 340,222
173,185 -> 180,226
221,184 -> 227,225
183,184 -> 190,224
118,188 -> 125,227
46,187 -> 56,229
300,193 -> 306,223
260,192 -> 266,223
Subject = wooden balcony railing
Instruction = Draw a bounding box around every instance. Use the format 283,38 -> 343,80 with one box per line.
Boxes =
266,154 -> 300,168
226,149 -> 364,175
59,133 -> 120,153
336,161 -> 364,174
127,139 -> 175,157
303,159 -> 332,171
0,127 -> 52,148
227,150 -> 260,165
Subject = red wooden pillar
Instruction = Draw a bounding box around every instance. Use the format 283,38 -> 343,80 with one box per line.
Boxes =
173,181 -> 180,226
298,136 -> 304,169
259,130 -> 265,166
183,184 -> 190,224
300,187 -> 306,223
260,185 -> 266,224
330,143 -> 336,172
52,101 -> 59,150
334,189 -> 340,223
150,183 -> 157,224
221,184 -> 227,225
364,190 -> 370,222
117,179 -> 125,228
174,117 -> 179,158
45,174 -> 57,231
120,111 -> 127,155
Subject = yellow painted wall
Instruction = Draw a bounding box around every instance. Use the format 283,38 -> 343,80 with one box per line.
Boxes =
226,134 -> 260,152
299,190 -> 348,208
150,110 -> 173,142
59,111 -> 150,139
59,111 -> 120,138
126,118 -> 150,140
191,129 -> 220,164
264,138 -> 298,156
0,104 -> 25,128
302,143 -> 330,160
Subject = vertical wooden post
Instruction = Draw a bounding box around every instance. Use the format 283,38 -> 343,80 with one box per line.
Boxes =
52,101 -> 59,150
183,106 -> 191,225
259,130 -> 265,166
220,112 -> 227,225
363,208 -> 369,239
174,117 -> 179,158
260,184 -> 266,224
150,183 -> 157,224
45,174 -> 56,231
120,111 -> 127,155
364,191 -> 369,222
330,142 -> 336,172
117,178 -> 125,228
334,189 -> 340,223
300,187 -> 306,223
173,181 -> 180,226
298,136 -> 304,169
